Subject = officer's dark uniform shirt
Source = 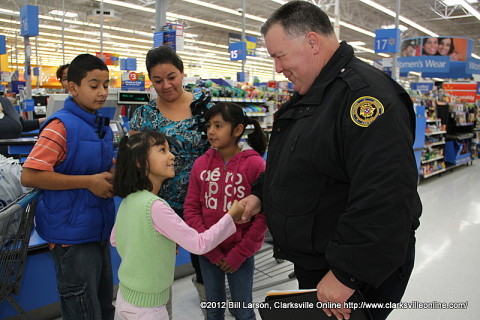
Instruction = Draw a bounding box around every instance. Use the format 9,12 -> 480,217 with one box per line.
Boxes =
254,41 -> 422,289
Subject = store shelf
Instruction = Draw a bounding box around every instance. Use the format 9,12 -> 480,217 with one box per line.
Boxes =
211,97 -> 267,103
453,123 -> 474,126
421,168 -> 446,179
421,156 -> 444,164
425,131 -> 447,136
446,158 -> 472,169
246,112 -> 266,117
445,154 -> 472,166
426,118 -> 441,122
425,141 -> 445,147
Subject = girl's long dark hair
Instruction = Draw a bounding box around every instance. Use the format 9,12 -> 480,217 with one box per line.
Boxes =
205,102 -> 267,156
113,130 -> 167,198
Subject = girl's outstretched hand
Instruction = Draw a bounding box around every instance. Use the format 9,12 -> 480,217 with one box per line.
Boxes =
228,200 -> 246,221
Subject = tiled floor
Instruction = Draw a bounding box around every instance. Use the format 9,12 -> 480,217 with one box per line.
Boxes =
170,162 -> 480,319
51,162 -> 480,320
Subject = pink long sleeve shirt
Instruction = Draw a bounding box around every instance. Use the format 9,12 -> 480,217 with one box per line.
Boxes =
111,200 -> 236,255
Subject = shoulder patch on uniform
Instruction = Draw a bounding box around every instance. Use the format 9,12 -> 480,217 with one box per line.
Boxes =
350,96 -> 384,127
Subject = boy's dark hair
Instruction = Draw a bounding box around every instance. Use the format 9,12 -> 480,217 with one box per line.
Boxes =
205,102 -> 267,156
146,45 -> 184,76
113,131 -> 168,198
261,0 -> 334,38
67,54 -> 108,85
56,63 -> 70,80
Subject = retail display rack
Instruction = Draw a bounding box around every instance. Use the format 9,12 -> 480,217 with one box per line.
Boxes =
412,88 -> 478,180
187,79 -> 294,139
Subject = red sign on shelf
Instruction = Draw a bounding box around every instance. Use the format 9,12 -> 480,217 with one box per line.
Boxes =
443,83 -> 478,102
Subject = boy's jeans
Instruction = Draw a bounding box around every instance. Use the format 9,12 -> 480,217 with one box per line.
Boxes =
51,240 -> 115,320
199,255 -> 256,320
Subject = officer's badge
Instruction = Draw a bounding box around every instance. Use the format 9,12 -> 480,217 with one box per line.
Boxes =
350,96 -> 384,127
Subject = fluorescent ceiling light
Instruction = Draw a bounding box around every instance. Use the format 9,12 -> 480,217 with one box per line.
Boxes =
168,12 -> 261,36
443,0 -> 477,5
457,0 -> 480,20
358,0 -> 439,36
339,20 -> 376,37
358,57 -> 374,64
270,0 -> 287,5
381,24 -> 408,32
93,0 -> 261,36
97,0 -> 153,12
348,41 -> 366,46
49,10 -> 78,18
182,0 -> 266,23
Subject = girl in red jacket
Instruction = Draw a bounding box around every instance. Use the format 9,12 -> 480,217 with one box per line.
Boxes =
184,102 -> 267,320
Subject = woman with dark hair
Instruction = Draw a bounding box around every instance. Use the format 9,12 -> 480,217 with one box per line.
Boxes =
422,37 -> 439,56
438,37 -> 455,56
129,45 -> 213,317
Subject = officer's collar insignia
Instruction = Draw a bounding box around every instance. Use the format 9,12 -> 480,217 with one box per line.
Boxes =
350,96 -> 384,127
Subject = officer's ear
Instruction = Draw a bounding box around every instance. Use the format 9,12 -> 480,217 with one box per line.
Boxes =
305,32 -> 320,53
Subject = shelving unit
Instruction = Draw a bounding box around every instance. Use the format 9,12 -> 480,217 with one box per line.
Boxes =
420,118 -> 447,179
472,103 -> 480,159
210,97 -> 273,140
444,103 -> 476,167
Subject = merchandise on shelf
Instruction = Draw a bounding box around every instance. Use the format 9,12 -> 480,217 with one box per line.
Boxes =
420,118 -> 447,179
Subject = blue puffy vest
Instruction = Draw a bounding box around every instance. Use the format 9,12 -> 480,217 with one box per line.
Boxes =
35,96 -> 115,244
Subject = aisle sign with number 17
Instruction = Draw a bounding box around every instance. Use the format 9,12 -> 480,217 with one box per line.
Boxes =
374,28 -> 401,54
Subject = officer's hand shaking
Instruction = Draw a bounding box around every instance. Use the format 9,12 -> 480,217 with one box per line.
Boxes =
238,194 -> 262,223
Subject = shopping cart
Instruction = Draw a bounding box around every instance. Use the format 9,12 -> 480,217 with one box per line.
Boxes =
0,189 -> 41,319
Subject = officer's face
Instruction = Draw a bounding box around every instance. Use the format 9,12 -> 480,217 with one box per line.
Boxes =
265,24 -> 317,95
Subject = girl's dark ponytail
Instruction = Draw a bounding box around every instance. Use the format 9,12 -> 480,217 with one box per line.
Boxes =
205,102 -> 267,156
246,116 -> 267,156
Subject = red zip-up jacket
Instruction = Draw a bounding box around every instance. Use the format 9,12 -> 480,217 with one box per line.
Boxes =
184,145 -> 267,270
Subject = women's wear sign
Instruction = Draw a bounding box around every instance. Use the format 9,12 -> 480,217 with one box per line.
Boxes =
398,37 -> 478,78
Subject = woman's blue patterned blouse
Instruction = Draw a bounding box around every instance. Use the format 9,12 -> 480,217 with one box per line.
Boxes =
129,92 -> 213,212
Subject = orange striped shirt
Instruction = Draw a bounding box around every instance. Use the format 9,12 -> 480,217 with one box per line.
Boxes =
23,119 -> 67,171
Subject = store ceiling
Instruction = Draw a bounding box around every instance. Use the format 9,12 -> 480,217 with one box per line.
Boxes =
0,0 -> 479,82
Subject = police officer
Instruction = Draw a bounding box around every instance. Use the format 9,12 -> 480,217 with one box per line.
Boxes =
240,2 -> 422,320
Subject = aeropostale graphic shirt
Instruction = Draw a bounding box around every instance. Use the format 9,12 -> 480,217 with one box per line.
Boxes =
183,145 -> 267,270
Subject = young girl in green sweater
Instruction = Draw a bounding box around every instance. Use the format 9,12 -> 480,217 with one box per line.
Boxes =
111,131 -> 245,320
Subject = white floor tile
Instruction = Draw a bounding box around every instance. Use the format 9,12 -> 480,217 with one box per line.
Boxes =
172,162 -> 480,319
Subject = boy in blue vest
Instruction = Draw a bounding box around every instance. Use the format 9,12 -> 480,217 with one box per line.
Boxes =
21,53 -> 115,320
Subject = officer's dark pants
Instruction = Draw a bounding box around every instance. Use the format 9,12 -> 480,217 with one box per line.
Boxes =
293,246 -> 415,320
